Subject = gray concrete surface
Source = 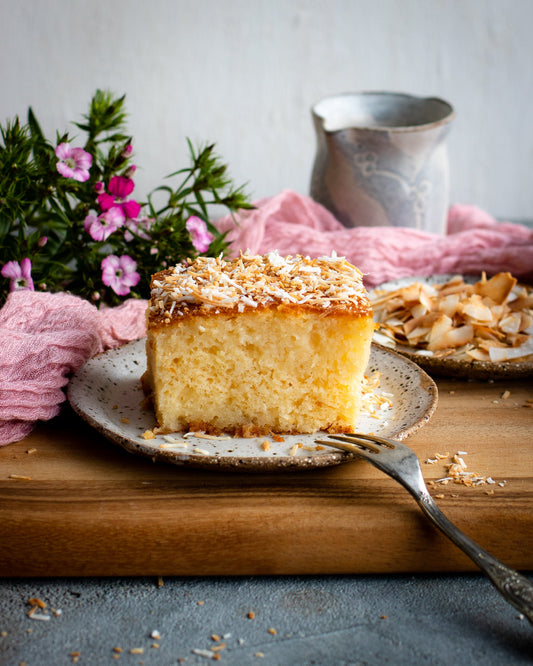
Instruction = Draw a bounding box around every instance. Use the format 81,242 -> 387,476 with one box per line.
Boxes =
1,574 -> 531,665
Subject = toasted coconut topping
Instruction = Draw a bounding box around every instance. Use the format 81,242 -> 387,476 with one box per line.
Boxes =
148,251 -> 371,322
427,450 -> 504,488
372,272 -> 533,363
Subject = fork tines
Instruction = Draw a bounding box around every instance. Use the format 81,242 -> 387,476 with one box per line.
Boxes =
321,432 -> 397,454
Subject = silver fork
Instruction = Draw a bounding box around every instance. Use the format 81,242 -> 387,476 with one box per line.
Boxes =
316,432 -> 533,625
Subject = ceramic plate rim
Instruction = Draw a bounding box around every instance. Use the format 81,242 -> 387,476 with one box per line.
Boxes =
67,338 -> 438,472
369,274 -> 533,380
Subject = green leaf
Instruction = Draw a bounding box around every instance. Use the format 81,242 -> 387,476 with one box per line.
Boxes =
27,107 -> 45,143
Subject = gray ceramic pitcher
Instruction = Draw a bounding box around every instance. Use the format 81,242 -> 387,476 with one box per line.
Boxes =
310,92 -> 455,233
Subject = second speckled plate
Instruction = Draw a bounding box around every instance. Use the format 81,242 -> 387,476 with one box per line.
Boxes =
67,339 -> 438,472
369,275 -> 533,380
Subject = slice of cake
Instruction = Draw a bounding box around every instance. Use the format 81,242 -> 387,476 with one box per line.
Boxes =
143,251 -> 374,436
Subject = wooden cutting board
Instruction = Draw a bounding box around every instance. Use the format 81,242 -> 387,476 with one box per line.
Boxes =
0,376 -> 531,577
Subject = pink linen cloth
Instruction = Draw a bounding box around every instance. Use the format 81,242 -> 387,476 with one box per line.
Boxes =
1,189 -> 532,445
0,293 -> 146,445
217,190 -> 533,288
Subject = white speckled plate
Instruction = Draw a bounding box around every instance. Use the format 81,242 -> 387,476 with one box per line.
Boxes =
370,275 -> 533,380
67,338 -> 438,472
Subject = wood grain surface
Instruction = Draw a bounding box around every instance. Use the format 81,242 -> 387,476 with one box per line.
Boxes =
0,376 -> 531,577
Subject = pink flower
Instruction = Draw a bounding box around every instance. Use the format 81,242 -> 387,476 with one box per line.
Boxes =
124,216 -> 153,242
101,254 -> 140,296
84,207 -> 125,241
98,176 -> 141,220
1,258 -> 34,292
55,143 -> 92,182
186,215 -> 212,253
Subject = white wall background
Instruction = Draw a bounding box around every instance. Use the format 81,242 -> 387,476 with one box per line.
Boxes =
1,0 -> 532,220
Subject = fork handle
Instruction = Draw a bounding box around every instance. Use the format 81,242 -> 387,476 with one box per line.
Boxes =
416,491 -> 533,625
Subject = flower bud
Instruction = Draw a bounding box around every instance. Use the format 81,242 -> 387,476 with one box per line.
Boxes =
121,144 -> 133,158
95,181 -> 105,194
124,165 -> 137,179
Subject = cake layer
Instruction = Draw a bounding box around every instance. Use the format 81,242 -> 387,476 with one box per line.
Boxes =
145,307 -> 374,436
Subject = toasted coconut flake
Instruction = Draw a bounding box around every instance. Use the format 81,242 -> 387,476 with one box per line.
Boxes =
466,347 -> 489,361
192,648 -> 219,659
499,312 -> 522,334
28,597 -> 46,609
28,612 -> 51,622
475,272 -> 516,304
489,336 -> 533,362
437,293 -> 460,317
185,431 -> 231,440
159,441 -> 189,449
460,294 -> 492,322
427,314 -> 454,350
410,303 -> 427,319
440,324 -> 475,350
